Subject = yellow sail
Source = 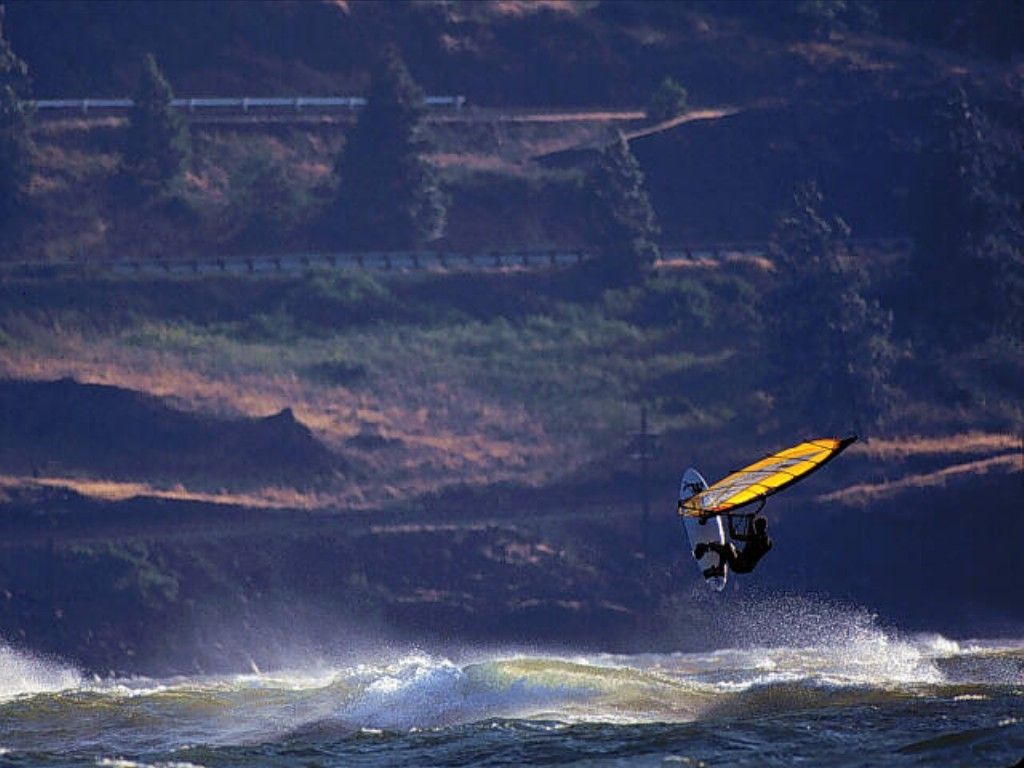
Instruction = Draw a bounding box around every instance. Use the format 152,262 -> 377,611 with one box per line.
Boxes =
680,436 -> 856,518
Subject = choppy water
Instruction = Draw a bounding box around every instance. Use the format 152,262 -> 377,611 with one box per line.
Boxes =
2,601 -> 1022,767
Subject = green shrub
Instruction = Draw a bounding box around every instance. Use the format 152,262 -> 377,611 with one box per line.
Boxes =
284,272 -> 397,331
646,77 -> 688,123
604,276 -> 712,330
223,151 -> 309,250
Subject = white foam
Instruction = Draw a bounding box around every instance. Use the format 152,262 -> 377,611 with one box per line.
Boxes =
96,760 -> 206,768
83,668 -> 341,700
343,654 -> 469,729
337,652 -> 588,729
913,633 -> 962,657
0,626 -> 1016,747
0,641 -> 81,700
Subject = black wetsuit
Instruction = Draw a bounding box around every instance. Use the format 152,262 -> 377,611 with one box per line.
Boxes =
703,517 -> 772,578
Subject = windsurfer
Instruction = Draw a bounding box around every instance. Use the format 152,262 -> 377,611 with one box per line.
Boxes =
694,514 -> 772,578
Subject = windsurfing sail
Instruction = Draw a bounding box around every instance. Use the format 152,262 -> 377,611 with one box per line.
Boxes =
679,435 -> 857,518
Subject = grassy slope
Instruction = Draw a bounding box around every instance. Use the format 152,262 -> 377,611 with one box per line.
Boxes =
1,261 -> 1019,513
0,268 -> 757,504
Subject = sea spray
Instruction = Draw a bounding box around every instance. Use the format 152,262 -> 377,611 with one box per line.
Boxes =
0,641 -> 81,700
675,589 -> 944,685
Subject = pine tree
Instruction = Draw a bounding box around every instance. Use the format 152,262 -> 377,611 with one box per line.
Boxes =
910,90 -> 1023,342
123,53 -> 190,193
0,4 -> 33,227
765,182 -> 901,434
588,132 -> 660,283
330,46 -> 444,249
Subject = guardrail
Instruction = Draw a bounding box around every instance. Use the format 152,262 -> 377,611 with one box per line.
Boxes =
7,249 -> 594,278
0,239 -> 910,279
30,95 -> 467,115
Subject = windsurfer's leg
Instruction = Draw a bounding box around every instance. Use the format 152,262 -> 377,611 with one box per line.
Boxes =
708,542 -> 738,568
697,542 -> 736,578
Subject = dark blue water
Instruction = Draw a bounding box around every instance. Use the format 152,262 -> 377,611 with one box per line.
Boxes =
2,604 -> 1022,767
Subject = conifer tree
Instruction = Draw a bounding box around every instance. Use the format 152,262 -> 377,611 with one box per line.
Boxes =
0,4 -> 33,227
910,90 -> 1023,342
765,182 -> 900,434
588,132 -> 660,283
330,46 -> 444,249
123,53 -> 190,193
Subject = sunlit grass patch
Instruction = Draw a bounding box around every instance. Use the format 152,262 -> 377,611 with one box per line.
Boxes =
0,473 -> 335,510
0,285 -> 741,503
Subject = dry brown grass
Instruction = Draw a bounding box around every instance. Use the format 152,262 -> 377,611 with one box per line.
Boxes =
430,153 -> 523,172
623,107 -> 739,141
655,253 -> 774,272
484,1 -> 582,19
0,330 -> 570,505
853,433 -> 1020,459
0,473 -> 333,509
821,453 -> 1020,506
789,41 -> 896,73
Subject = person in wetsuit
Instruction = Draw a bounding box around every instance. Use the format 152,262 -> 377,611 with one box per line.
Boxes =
693,514 -> 772,579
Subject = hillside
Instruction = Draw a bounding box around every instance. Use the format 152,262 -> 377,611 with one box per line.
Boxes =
8,1 -> 1021,103
0,377 -> 341,490
0,453 -> 1019,675
3,0 -> 1021,262
1,263 -> 1018,507
0,0 -> 1021,677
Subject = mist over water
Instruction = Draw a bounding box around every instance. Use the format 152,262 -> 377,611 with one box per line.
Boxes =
693,591 -> 946,684
2,594 -> 1022,766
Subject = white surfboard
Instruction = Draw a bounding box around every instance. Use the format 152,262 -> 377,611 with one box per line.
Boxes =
678,468 -> 728,591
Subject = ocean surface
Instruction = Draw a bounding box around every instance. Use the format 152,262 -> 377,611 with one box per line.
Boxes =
2,598 -> 1022,768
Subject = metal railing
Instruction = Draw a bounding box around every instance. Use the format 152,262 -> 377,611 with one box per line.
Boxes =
0,239 -> 911,279
30,95 -> 467,115
0,246 -> 744,279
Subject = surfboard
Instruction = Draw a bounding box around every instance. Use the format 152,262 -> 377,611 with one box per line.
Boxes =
678,468 -> 728,591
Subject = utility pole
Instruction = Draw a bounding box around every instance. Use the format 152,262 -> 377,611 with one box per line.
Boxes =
629,406 -> 658,558
641,407 -> 650,548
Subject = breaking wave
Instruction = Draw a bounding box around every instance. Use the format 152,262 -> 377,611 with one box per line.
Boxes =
1,599 -> 1022,762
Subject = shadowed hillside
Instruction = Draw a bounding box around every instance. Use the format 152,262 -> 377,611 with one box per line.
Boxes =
8,1 -> 1020,103
0,463 -> 1019,675
0,378 -> 342,490
543,97 -> 943,241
